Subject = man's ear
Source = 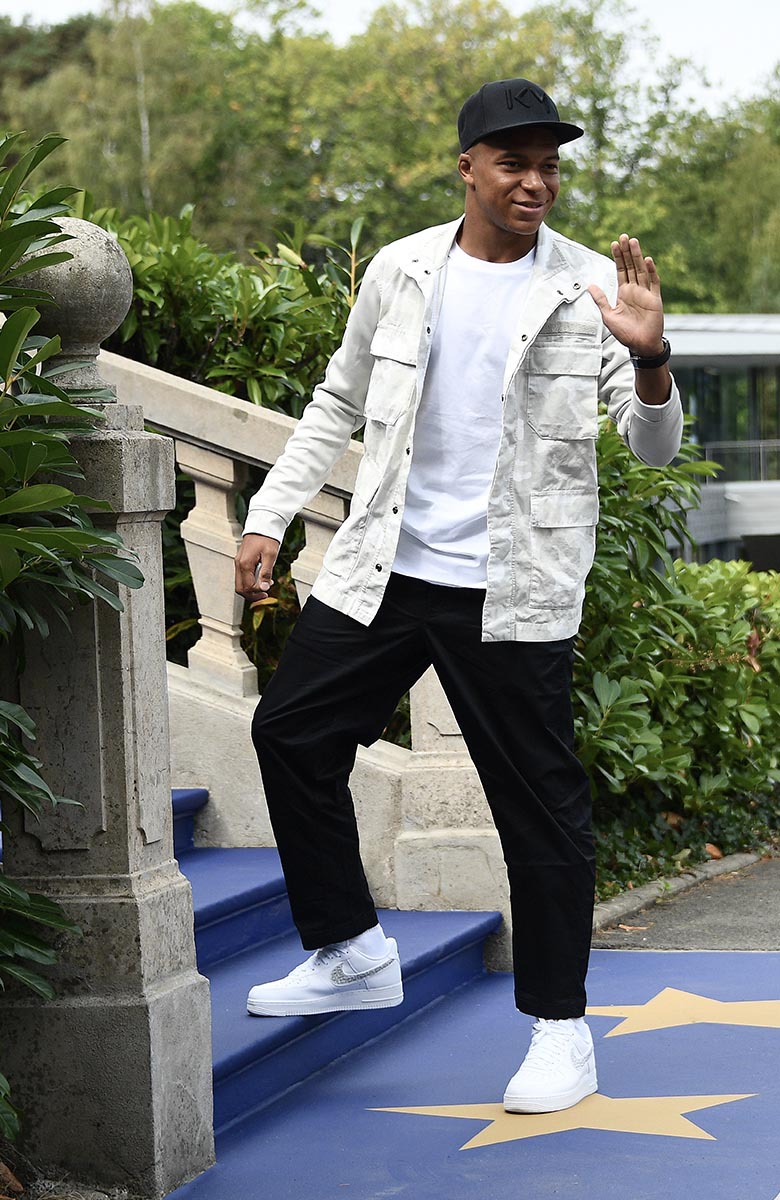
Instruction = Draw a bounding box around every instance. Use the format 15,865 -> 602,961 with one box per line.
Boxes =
458,151 -> 475,185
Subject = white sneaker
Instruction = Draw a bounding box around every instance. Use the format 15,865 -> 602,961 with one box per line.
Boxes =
246,937 -> 403,1016
503,1018 -> 597,1113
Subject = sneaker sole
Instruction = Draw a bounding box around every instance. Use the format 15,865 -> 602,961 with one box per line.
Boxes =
503,1072 -> 597,1115
247,985 -> 404,1017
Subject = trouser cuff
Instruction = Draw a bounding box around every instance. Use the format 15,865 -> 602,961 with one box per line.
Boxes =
298,908 -> 380,951
515,989 -> 586,1020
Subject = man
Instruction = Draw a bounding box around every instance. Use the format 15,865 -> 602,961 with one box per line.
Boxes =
234,77 -> 683,1115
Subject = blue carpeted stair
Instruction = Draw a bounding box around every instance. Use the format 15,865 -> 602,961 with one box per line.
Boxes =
171,787 -> 503,1140
172,794 -> 780,1199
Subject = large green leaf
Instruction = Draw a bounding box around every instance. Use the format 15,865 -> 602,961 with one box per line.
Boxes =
0,889 -> 80,933
0,923 -> 57,966
0,134 -> 67,218
0,484 -> 75,515
0,700 -> 36,739
90,553 -> 145,588
15,335 -> 61,378
0,960 -> 56,1000
0,306 -> 40,381
0,540 -> 21,587
4,250 -> 73,283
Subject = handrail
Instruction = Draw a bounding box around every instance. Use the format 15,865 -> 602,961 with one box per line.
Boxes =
703,439 -> 780,483
100,349 -> 363,495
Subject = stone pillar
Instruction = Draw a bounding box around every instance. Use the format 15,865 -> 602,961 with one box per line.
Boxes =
0,219 -> 215,1197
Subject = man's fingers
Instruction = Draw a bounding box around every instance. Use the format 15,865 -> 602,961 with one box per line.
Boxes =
612,234 -> 658,291
234,535 -> 280,599
587,282 -> 611,313
610,238 -> 629,283
613,234 -> 641,284
235,557 -> 263,599
255,552 -> 278,592
645,255 -> 662,295
628,236 -> 648,282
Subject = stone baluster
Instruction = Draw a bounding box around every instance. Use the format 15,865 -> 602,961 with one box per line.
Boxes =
176,442 -> 258,697
291,488 -> 349,605
410,667 -> 468,754
0,219 -> 214,1197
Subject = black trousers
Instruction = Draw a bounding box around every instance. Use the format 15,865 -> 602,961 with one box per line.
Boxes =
251,572 -> 595,1019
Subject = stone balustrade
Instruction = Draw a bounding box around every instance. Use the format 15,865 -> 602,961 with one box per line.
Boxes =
99,349 -> 472,759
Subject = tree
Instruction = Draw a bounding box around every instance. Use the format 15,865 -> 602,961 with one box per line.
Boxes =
4,0 -> 779,312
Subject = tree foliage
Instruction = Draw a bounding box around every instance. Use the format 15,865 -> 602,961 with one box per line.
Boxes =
2,0 -> 778,312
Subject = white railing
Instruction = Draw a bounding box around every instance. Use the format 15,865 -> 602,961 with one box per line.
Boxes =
703,439 -> 780,483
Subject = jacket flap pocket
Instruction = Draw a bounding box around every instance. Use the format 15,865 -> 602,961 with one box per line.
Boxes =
369,325 -> 418,366
527,345 -> 601,377
530,490 -> 599,528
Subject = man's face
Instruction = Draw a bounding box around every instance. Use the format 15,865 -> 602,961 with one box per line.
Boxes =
458,127 -> 561,242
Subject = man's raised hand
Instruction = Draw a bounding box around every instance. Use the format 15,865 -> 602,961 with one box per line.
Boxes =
234,533 -> 281,602
587,233 -> 665,357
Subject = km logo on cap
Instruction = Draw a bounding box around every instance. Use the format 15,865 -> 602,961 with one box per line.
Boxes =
503,84 -> 554,113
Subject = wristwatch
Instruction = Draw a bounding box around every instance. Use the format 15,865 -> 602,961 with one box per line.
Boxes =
630,337 -> 671,369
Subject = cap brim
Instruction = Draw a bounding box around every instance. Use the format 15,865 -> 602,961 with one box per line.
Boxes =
462,119 -> 585,151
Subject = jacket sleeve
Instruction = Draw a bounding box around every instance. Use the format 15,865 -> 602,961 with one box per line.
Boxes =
243,252 -> 384,542
595,272 -> 684,468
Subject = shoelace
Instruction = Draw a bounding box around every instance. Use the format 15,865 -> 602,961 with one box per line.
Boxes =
523,1020 -> 577,1070
287,943 -> 345,981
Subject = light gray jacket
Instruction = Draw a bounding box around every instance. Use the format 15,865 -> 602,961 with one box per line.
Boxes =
244,217 -> 684,641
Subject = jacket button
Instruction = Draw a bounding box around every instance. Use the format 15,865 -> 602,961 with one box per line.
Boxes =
392,505 -> 399,514
406,447 -> 411,455
521,334 -> 528,341
424,268 -> 431,275
426,326 -> 431,334
574,282 -> 581,289
376,564 -> 383,572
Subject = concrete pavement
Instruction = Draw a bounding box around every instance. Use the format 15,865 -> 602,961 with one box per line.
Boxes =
593,855 -> 780,950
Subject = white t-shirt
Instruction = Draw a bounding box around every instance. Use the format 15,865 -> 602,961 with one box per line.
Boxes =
392,240 -> 535,588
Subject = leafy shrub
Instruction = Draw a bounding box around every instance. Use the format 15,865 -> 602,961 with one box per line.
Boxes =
75,197 -> 366,417
0,133 -> 144,1140
577,417 -> 780,896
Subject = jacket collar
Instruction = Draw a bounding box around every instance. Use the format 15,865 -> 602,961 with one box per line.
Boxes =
399,218 -> 586,302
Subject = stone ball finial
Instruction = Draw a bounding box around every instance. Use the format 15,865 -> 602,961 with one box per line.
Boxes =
24,217 -> 134,398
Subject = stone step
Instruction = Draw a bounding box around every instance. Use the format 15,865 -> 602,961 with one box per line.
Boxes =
202,906 -> 502,1133
172,786 -> 209,856
179,846 -> 294,968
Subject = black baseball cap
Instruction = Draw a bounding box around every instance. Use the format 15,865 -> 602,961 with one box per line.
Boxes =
458,78 -> 584,152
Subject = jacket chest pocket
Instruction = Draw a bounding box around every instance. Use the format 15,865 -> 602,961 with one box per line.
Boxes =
364,325 -> 417,427
525,344 -> 600,440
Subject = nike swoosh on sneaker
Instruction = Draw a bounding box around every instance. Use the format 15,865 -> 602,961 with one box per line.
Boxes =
330,957 -> 396,986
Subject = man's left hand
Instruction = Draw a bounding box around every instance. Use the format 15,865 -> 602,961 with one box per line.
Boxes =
587,233 -> 665,357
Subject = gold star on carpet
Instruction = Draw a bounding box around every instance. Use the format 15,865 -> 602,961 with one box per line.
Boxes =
373,1092 -> 754,1150
587,987 -> 780,1037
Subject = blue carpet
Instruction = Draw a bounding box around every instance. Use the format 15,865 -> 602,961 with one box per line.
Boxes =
172,951 -> 780,1200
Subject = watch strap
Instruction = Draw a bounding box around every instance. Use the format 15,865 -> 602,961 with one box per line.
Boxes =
630,336 -> 671,369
